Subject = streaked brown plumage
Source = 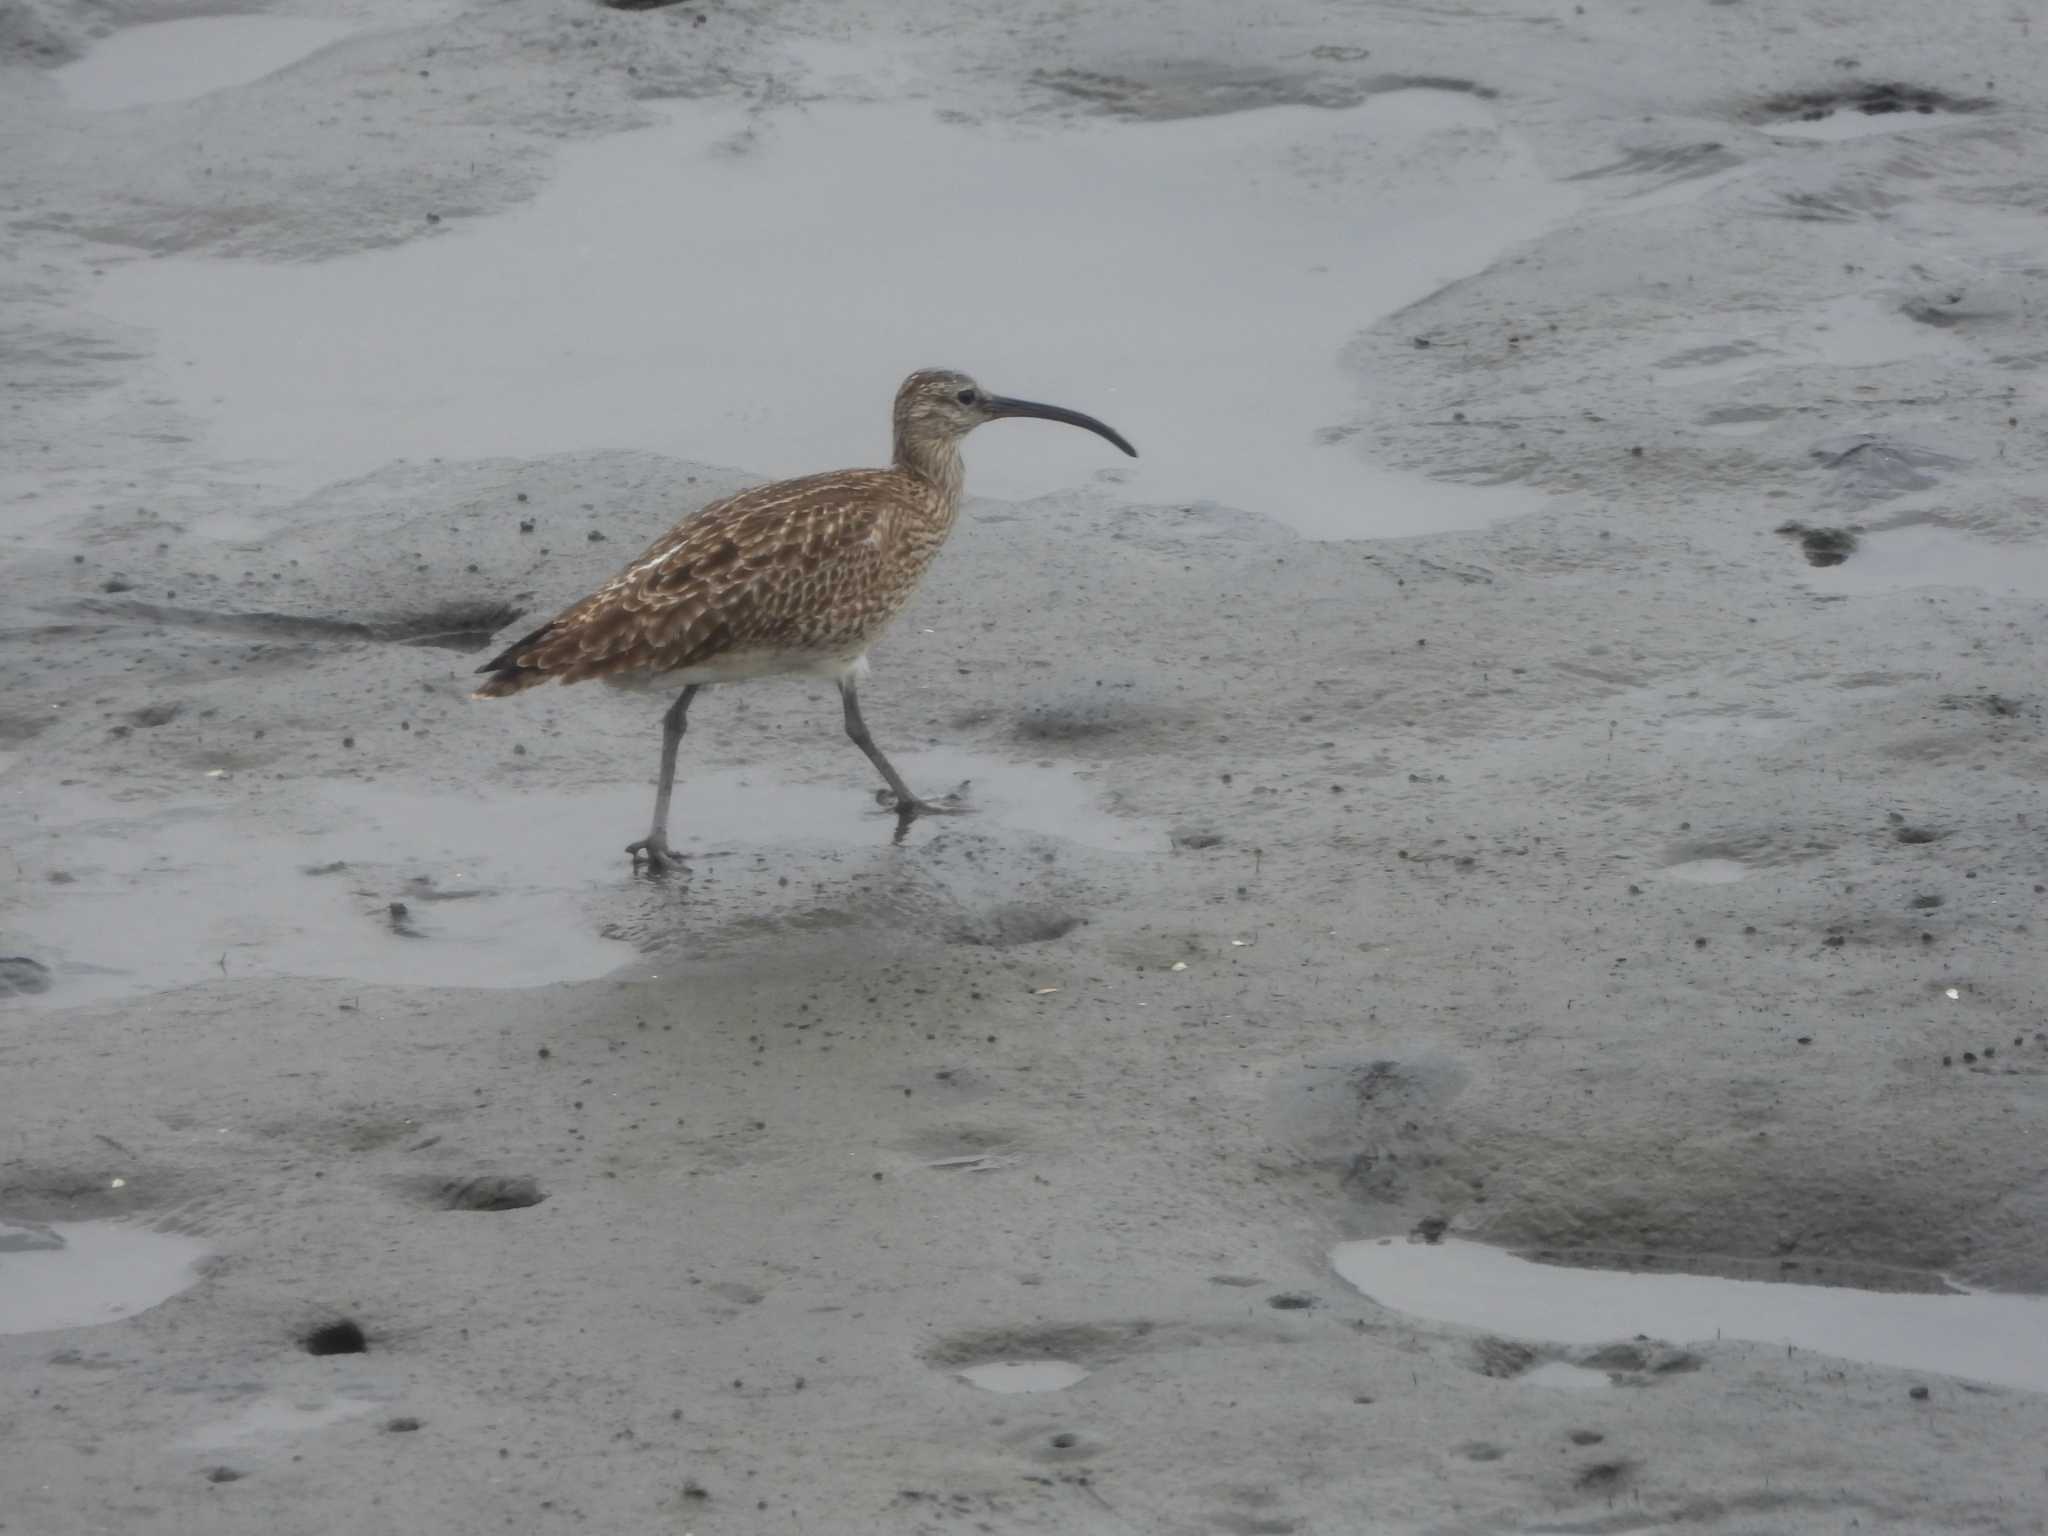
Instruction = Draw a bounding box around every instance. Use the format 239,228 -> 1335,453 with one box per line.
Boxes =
475,368 -> 1136,871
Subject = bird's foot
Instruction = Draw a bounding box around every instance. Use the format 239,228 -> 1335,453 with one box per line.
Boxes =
875,782 -> 971,821
625,835 -> 685,874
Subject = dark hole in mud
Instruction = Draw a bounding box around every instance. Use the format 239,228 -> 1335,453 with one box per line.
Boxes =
303,1319 -> 368,1356
950,907 -> 1085,948
1775,521 -> 1857,567
1894,826 -> 1945,845
424,1175 -> 546,1212
1753,82 -> 1992,123
1575,1459 -> 1636,1491
379,601 -> 525,652
1266,1292 -> 1319,1311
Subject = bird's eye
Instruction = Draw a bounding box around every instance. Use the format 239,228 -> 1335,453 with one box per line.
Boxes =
955,388 -> 978,405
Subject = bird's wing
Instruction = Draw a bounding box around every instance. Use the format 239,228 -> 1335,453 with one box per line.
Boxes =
476,470 -> 901,689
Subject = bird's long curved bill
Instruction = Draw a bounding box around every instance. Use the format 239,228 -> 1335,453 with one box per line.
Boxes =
987,396 -> 1138,457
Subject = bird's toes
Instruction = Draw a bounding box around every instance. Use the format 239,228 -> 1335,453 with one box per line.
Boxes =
625,838 -> 681,872
898,796 -> 969,820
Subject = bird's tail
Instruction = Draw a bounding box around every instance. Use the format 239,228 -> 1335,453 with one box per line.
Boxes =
471,621 -> 557,699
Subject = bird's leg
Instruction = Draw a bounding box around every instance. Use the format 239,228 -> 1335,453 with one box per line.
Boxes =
626,684 -> 698,872
838,678 -> 961,823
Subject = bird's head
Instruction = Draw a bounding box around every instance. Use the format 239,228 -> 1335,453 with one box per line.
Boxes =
892,369 -> 1137,461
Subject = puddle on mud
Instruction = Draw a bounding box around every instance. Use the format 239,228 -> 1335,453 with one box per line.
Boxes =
4,750 -> 1161,1007
52,17 -> 360,111
1662,858 -> 1748,885
1805,526 -> 2048,602
1333,1238 -> 2048,1394
89,81 -> 1576,539
0,1220 -> 209,1334
958,1360 -> 1090,1393
182,1394 -> 380,1451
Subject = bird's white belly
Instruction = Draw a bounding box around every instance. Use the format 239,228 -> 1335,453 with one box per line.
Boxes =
601,649 -> 869,695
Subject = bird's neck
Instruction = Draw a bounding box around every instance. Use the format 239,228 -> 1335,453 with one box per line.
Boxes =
893,434 -> 965,509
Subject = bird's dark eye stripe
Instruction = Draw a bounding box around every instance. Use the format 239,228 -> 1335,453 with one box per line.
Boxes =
955,389 -> 977,405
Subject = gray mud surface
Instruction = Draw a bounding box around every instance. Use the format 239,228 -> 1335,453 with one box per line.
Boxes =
3,0 -> 2046,1532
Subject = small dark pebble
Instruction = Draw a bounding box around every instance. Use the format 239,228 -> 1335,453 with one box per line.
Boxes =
1963,1052 -> 1977,1063
1909,1385 -> 1930,1400
386,1416 -> 422,1432
1568,1430 -> 1605,1446
1267,1292 -> 1319,1310
516,492 -> 528,502
537,1046 -> 551,1058
682,1481 -> 708,1501
204,1466 -> 244,1484
1796,1036 -> 1813,1045
587,530 -> 607,542
519,519 -> 535,533
426,212 -> 441,224
1822,934 -> 1845,947
1049,1433 -> 1078,1449
342,735 -> 355,748
1412,337 -> 1432,348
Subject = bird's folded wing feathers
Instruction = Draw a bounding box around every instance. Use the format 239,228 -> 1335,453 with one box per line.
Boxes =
479,474 -> 898,686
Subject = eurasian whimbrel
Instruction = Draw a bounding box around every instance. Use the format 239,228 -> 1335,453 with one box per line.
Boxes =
474,369 -> 1136,872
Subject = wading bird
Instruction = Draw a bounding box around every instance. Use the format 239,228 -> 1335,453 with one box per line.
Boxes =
473,369 -> 1136,872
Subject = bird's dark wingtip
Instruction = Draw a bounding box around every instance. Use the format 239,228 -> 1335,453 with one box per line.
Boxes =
477,620 -> 553,676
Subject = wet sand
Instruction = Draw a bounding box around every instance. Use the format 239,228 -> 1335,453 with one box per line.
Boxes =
3,0 -> 2046,1530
